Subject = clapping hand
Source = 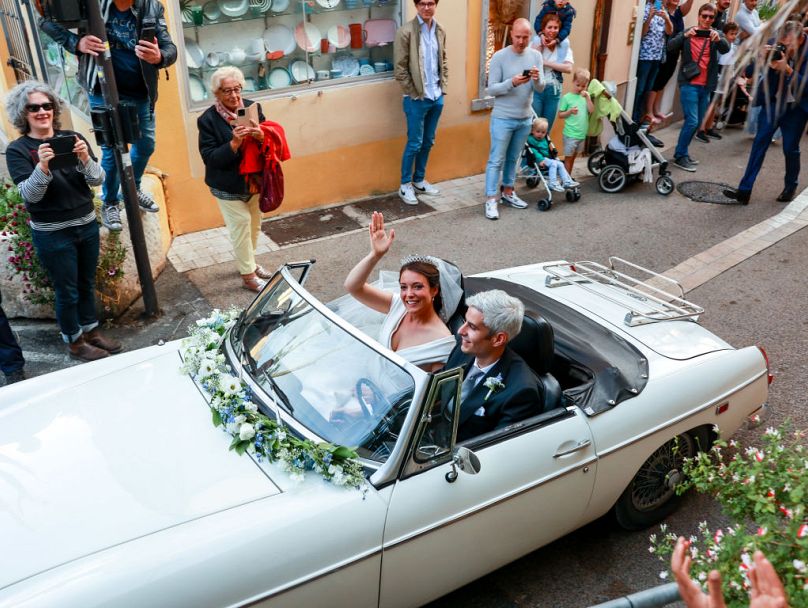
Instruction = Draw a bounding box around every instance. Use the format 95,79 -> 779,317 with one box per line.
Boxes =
369,211 -> 394,257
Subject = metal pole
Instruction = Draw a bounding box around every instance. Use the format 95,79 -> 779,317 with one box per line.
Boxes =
587,582 -> 681,608
84,0 -> 159,317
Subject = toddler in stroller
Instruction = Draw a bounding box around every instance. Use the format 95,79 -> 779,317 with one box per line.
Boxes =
525,117 -> 580,192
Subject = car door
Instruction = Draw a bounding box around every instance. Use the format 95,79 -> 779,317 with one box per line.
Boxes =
378,372 -> 597,608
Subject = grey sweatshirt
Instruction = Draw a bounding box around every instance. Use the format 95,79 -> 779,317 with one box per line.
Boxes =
486,46 -> 545,119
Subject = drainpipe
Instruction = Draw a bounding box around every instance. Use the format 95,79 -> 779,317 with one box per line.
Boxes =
587,582 -> 681,608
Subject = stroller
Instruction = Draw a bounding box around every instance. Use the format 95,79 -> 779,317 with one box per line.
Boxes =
516,121 -> 582,212
587,92 -> 675,196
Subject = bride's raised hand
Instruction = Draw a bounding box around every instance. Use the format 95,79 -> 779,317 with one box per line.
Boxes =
369,211 -> 395,257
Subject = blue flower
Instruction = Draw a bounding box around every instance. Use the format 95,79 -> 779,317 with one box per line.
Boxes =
323,452 -> 333,466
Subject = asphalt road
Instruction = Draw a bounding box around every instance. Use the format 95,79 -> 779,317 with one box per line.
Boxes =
4,126 -> 807,607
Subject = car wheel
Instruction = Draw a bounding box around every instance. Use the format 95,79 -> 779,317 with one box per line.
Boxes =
614,430 -> 706,530
598,165 -> 626,193
587,150 -> 606,176
526,176 -> 540,188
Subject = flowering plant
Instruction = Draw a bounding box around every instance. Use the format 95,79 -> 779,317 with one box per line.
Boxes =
649,425 -> 808,606
483,374 -> 504,401
180,309 -> 367,490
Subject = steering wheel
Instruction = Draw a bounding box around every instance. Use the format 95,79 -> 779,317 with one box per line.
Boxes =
355,377 -> 391,421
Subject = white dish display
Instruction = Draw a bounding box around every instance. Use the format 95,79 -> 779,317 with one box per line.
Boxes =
202,1 -> 221,21
290,60 -> 315,83
230,47 -> 246,65
184,38 -> 205,69
267,67 -> 292,89
332,53 -> 359,77
294,21 -> 321,53
218,0 -> 249,17
271,0 -> 290,12
327,24 -> 350,49
244,77 -> 257,92
359,63 -> 375,76
249,0 -> 272,11
263,24 -> 296,56
189,75 -> 208,102
315,0 -> 341,7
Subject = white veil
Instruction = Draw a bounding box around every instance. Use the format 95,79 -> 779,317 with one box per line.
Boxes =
400,255 -> 464,322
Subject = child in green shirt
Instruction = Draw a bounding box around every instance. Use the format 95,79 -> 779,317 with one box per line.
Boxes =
526,117 -> 579,192
558,67 -> 594,175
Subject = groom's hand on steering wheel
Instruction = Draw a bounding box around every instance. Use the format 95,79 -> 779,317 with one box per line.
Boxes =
369,211 -> 395,257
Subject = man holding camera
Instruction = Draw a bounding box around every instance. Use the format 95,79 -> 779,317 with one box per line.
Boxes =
667,3 -> 728,172
725,21 -> 808,204
40,0 -> 177,232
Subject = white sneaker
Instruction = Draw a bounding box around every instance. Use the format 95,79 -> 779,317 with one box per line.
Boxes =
500,190 -> 528,209
550,182 -> 566,193
398,183 -> 418,205
484,199 -> 499,220
563,179 -> 580,188
412,180 -> 440,196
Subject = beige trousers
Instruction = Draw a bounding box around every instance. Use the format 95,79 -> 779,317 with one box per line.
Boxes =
215,195 -> 261,275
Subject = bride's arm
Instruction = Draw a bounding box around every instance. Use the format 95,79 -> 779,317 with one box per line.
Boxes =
344,211 -> 395,314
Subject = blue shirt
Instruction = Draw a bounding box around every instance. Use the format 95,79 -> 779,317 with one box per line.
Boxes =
417,15 -> 441,101
107,5 -> 147,99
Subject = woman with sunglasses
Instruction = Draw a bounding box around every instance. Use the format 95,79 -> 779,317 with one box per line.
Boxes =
4,80 -> 121,361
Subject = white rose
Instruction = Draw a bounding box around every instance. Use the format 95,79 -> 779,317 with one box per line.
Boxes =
244,401 -> 258,413
239,423 -> 256,441
234,415 -> 247,425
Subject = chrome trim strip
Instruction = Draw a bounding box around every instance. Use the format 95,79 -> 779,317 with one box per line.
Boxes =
383,456 -> 598,549
598,369 -> 768,458
234,549 -> 382,607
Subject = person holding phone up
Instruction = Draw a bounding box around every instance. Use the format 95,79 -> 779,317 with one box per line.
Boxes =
40,0 -> 177,233
482,18 -> 545,221
667,3 -> 728,173
4,81 -> 122,362
632,0 -> 673,123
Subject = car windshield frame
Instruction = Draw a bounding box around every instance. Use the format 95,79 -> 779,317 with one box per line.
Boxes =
226,266 -> 426,471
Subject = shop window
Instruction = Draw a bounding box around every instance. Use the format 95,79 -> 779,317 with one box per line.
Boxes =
38,31 -> 90,117
179,0 -> 402,106
472,0 -> 525,111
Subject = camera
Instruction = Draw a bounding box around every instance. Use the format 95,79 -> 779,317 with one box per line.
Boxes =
772,43 -> 787,61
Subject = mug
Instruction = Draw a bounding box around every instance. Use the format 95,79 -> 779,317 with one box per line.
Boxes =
206,51 -> 229,67
349,23 -> 363,49
329,68 -> 343,78
373,62 -> 386,73
320,38 -> 329,54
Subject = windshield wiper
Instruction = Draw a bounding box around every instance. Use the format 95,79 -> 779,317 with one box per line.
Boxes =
260,370 -> 294,414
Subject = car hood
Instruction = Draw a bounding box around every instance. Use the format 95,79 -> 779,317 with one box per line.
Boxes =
0,343 -> 280,590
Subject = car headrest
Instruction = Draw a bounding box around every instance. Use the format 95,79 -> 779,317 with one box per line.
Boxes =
508,313 -> 554,376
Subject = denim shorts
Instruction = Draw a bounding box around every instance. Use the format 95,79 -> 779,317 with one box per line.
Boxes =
562,135 -> 585,156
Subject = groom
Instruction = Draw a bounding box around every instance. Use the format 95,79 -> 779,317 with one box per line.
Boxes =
445,290 -> 542,442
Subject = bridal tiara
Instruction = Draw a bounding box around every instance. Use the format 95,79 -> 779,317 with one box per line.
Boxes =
400,254 -> 441,267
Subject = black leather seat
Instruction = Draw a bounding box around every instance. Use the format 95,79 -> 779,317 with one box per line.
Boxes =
508,313 -> 563,413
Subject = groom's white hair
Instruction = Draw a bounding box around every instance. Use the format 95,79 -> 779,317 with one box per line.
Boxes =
466,290 -> 524,339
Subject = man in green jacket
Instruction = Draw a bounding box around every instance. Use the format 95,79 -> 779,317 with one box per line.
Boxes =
393,0 -> 448,205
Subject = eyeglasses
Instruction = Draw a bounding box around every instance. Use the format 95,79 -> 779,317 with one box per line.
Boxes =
699,13 -> 715,19
417,1 -> 436,7
25,102 -> 55,113
219,86 -> 242,95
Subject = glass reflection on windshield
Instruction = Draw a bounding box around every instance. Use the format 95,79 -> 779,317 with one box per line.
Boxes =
234,274 -> 415,463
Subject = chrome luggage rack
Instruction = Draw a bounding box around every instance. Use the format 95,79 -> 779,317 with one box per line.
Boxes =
543,257 -> 704,327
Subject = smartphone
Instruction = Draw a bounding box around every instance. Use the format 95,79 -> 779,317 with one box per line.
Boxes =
45,135 -> 79,170
654,0 -> 662,10
522,69 -> 532,77
234,103 -> 259,127
695,29 -> 711,37
140,25 -> 156,42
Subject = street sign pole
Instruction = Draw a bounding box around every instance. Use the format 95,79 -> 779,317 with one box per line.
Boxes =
84,0 -> 159,317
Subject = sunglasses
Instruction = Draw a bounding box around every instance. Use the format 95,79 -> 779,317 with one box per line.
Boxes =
700,13 -> 715,19
25,102 -> 55,113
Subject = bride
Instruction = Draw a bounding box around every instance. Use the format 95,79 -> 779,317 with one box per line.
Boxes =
344,212 -> 460,372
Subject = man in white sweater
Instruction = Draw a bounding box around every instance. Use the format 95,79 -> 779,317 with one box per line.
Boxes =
483,18 -> 545,220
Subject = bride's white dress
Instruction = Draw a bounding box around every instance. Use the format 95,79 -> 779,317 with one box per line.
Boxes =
379,297 -> 455,367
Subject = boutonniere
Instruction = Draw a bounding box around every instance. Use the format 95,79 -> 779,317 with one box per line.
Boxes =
483,374 -> 505,401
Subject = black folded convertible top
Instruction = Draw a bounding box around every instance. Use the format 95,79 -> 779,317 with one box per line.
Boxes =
465,277 -> 649,416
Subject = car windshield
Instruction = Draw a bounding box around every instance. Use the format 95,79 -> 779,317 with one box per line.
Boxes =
232,272 -> 415,463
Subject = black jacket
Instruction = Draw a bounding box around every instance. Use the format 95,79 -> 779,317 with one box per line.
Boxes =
39,0 -> 177,109
668,29 -> 729,92
197,100 -> 265,195
444,339 -> 542,442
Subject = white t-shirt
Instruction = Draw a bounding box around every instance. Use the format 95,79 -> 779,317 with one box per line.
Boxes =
532,35 -> 573,84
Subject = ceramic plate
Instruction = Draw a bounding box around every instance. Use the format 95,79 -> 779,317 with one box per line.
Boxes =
359,63 -> 375,76
332,53 -> 359,77
189,75 -> 208,102
249,0 -> 272,11
263,24 -> 296,56
315,0 -> 341,8
327,24 -> 350,49
244,77 -> 257,92
290,60 -> 315,82
217,0 -> 249,17
268,67 -> 292,89
271,0 -> 289,12
203,1 -> 221,21
184,38 -> 205,69
294,21 -> 321,53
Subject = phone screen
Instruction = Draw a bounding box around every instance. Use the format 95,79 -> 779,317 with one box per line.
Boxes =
522,69 -> 532,77
140,26 -> 156,41
695,29 -> 710,37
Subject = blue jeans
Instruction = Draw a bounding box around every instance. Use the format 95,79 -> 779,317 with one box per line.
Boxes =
532,80 -> 562,131
0,303 -> 24,375
31,222 -> 100,342
633,59 -> 661,123
89,94 -> 156,207
485,116 -> 533,197
674,84 -> 710,160
400,95 -> 444,185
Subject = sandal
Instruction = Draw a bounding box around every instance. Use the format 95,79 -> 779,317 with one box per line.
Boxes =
255,265 -> 272,280
241,275 -> 266,293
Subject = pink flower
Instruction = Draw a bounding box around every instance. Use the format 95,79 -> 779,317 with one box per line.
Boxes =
798,524 -> 808,539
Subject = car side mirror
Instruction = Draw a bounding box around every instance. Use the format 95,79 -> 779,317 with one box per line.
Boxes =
445,446 -> 481,483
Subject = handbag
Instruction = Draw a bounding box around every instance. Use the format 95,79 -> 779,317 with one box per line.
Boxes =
259,159 -> 284,213
682,37 -> 709,81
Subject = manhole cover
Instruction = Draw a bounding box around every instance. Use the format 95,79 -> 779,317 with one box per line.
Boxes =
677,180 -> 739,204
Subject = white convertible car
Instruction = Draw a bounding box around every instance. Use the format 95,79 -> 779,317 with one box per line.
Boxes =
0,258 -> 770,608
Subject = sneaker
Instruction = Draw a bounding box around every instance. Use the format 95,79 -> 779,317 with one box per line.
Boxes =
686,155 -> 700,165
673,156 -> 697,172
550,182 -> 566,193
500,190 -> 528,209
563,179 -> 580,188
137,190 -> 160,213
412,180 -> 440,196
705,128 -> 723,140
398,183 -> 418,205
101,204 -> 123,231
484,199 -> 499,220
695,131 -> 710,143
